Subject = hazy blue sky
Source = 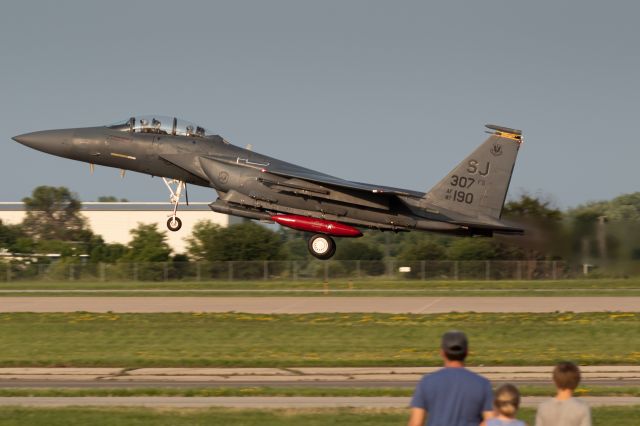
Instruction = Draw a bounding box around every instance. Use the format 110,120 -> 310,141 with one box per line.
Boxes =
1,1 -> 638,208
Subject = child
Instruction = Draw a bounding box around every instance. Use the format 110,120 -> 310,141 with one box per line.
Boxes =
535,362 -> 591,426
485,384 -> 526,426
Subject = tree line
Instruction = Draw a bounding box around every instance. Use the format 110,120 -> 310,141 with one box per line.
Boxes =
1,186 -> 639,266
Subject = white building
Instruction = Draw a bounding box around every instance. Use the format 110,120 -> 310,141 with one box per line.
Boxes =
0,202 -> 242,253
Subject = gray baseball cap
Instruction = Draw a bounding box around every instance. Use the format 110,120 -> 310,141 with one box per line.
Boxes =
441,330 -> 468,355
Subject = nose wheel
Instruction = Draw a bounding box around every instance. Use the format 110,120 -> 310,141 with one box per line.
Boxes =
162,177 -> 187,232
308,234 -> 336,260
167,217 -> 182,232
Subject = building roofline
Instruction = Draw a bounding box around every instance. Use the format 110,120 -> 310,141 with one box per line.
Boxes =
0,202 -> 213,212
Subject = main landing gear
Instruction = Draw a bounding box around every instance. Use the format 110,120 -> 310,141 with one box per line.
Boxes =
308,234 -> 336,260
162,177 -> 187,232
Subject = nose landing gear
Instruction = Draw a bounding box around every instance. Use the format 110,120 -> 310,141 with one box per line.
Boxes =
162,177 -> 187,232
167,216 -> 182,232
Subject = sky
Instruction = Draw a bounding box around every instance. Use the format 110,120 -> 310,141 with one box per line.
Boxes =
1,1 -> 638,209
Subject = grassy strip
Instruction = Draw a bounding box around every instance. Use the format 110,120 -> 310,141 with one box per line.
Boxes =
0,386 -> 637,398
522,385 -> 640,397
0,407 -> 639,426
2,278 -> 640,296
0,312 -> 639,367
1,278 -> 639,291
0,387 -> 412,398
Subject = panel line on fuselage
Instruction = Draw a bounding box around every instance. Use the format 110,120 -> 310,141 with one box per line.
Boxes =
110,153 -> 137,160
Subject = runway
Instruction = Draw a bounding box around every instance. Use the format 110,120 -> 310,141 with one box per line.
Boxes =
1,296 -> 638,313
0,396 -> 638,408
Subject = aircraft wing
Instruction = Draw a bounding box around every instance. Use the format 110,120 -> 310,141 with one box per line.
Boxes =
250,157 -> 425,198
195,153 -> 425,198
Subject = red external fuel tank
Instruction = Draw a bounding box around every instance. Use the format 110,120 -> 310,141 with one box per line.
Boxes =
271,215 -> 362,237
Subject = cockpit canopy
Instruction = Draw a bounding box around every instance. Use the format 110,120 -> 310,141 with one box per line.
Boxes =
108,115 -> 209,137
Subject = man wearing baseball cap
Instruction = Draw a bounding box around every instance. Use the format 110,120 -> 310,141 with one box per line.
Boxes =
408,331 -> 494,426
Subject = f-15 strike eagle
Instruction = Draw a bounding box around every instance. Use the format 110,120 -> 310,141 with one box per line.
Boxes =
13,117 -> 523,259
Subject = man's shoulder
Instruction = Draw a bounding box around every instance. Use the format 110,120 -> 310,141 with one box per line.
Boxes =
463,368 -> 491,382
421,368 -> 490,385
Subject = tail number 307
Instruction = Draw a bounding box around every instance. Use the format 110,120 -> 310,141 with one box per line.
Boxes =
450,175 -> 475,188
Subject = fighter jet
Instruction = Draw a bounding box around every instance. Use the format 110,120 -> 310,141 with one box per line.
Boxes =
12,116 -> 523,259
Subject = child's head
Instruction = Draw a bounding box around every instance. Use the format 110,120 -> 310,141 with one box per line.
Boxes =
553,362 -> 581,391
494,384 -> 520,418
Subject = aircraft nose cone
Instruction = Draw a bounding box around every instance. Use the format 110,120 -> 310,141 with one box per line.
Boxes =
11,129 -> 74,154
12,132 -> 41,147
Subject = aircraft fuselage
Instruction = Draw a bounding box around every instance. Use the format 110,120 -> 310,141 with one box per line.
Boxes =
13,117 -> 524,259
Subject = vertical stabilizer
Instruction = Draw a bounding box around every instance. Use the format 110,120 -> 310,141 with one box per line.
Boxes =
422,125 -> 522,221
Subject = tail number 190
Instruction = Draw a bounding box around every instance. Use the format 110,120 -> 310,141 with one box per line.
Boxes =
451,190 -> 474,204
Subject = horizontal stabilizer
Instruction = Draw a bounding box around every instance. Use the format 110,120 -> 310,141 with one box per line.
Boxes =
453,219 -> 524,235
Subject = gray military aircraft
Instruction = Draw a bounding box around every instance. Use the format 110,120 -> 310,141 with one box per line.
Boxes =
12,116 -> 523,259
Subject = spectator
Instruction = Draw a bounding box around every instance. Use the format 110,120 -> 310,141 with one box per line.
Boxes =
535,362 -> 591,426
408,330 -> 494,426
483,384 -> 526,426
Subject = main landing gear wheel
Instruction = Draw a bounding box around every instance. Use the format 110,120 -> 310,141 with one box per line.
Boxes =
167,217 -> 182,232
308,234 -> 336,260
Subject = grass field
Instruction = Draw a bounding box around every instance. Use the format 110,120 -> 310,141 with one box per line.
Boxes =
0,385 -> 637,398
0,312 -> 638,367
0,407 -> 638,426
1,278 -> 640,296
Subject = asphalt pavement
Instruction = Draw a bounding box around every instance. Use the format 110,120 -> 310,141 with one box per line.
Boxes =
1,366 -> 639,388
1,296 -> 639,313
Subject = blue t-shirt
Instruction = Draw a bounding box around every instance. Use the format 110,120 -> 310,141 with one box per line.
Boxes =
410,367 -> 494,426
487,419 -> 525,426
